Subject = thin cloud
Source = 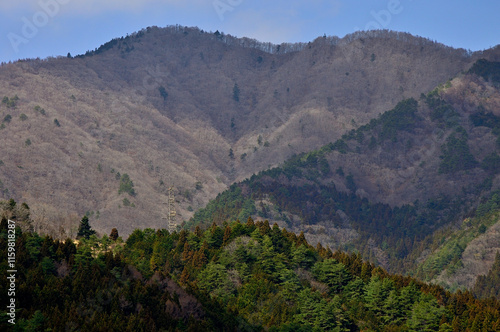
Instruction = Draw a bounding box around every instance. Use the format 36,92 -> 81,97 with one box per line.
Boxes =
0,0 -> 207,15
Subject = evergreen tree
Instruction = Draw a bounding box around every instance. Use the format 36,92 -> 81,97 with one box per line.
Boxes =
364,276 -> 395,317
233,83 -> 240,102
312,259 -> 352,294
77,216 -> 95,239
295,288 -> 324,328
407,294 -> 444,331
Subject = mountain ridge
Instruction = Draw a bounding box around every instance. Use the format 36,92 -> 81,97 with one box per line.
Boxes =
0,25 -> 498,238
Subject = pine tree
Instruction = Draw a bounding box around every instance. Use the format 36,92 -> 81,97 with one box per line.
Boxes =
407,294 -> 444,331
233,83 -> 240,102
182,242 -> 192,261
222,225 -> 232,246
77,216 -> 95,239
179,266 -> 190,285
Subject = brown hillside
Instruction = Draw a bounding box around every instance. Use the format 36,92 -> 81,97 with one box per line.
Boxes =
0,26 -> 494,236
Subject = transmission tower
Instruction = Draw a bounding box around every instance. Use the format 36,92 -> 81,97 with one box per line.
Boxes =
163,186 -> 177,233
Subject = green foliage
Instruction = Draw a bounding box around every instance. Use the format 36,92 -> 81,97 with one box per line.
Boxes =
237,198 -> 257,221
368,135 -> 377,149
377,98 -> 419,140
476,191 -> 500,217
118,173 -> 136,196
34,105 -> 46,115
3,114 -> 12,123
438,127 -> 477,174
189,143 -> 462,270
417,241 -> 465,281
19,113 -> 28,121
182,189 -> 193,202
331,139 -> 348,153
53,118 -> 60,127
468,59 -> 500,84
407,294 -> 445,332
0,211 -> 499,331
187,184 -> 254,228
473,251 -> 500,299
291,244 -> 317,269
415,203 -> 500,283
345,173 -> 356,192
233,83 -> 240,102
470,106 -> 500,128
15,310 -> 47,331
340,98 -> 419,146
293,288 -> 325,328
312,259 -> 352,294
41,257 -> 56,275
77,215 -> 96,239
1,95 -> 18,108
158,86 -> 168,101
364,276 -> 395,316
470,107 -> 500,148
197,262 -> 235,303
481,152 -> 500,173
425,90 -> 460,127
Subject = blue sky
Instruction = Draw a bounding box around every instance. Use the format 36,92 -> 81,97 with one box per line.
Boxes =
1,0 -> 499,63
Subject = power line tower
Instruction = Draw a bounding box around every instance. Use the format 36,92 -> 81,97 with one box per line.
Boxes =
163,186 -> 177,233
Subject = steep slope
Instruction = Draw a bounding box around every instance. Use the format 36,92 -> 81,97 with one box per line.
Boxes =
187,61 -> 500,283
413,200 -> 500,293
0,26 -> 495,237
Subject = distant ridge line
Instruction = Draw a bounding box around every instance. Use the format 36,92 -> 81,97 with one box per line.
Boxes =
153,25 -> 476,57
4,24 -> 480,65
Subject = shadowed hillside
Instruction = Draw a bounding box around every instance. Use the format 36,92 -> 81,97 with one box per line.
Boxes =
186,61 -> 500,292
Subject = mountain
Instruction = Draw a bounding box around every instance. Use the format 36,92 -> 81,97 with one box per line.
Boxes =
0,25 -> 494,237
186,59 -> 500,292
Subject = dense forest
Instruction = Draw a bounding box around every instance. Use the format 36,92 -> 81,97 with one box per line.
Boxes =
1,200 -> 499,331
185,84 -> 500,278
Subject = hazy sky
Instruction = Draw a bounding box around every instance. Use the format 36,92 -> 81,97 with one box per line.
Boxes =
1,0 -> 499,63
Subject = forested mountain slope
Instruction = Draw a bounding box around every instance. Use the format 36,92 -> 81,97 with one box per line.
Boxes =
1,203 -> 499,331
414,203 -> 500,294
186,60 -> 500,291
0,26 -> 496,237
